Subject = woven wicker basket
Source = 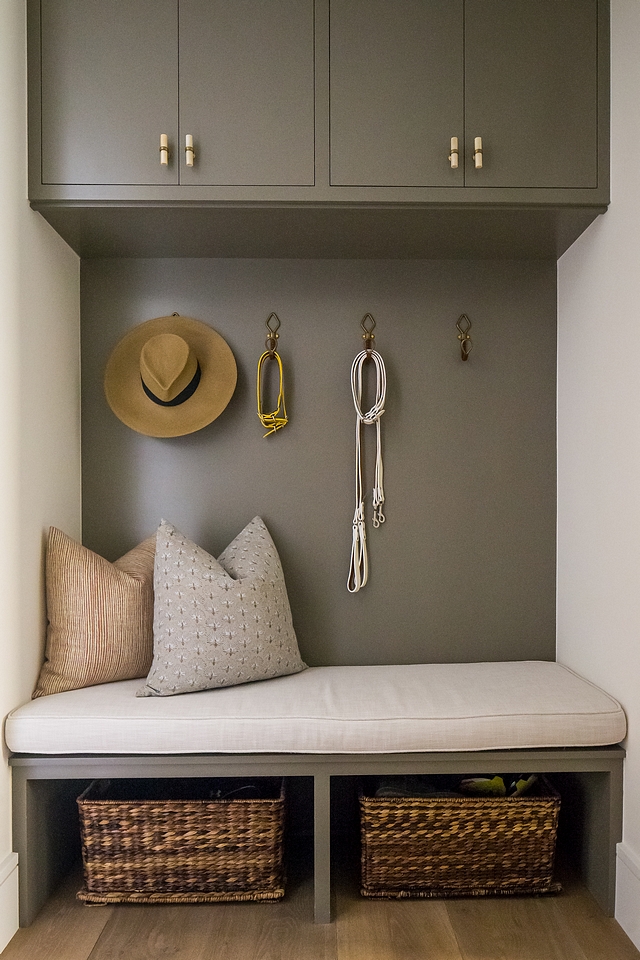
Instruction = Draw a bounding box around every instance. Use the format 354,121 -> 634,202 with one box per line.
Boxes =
77,778 -> 285,904
360,776 -> 561,899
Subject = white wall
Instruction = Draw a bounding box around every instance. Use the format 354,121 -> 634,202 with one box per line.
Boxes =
557,0 -> 640,946
0,0 -> 81,949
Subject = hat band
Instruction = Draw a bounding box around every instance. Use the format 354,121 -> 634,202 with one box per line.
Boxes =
141,362 -> 202,407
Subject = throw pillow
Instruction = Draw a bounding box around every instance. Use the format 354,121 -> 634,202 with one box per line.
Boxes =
33,528 -> 155,699
138,517 -> 306,697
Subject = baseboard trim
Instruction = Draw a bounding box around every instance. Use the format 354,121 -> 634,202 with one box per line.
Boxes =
616,842 -> 640,950
0,852 -> 19,952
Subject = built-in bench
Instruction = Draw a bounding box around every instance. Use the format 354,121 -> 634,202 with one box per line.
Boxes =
5,661 -> 627,925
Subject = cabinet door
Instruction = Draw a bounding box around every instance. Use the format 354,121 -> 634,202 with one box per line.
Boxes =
465,0 -> 598,188
179,0 -> 315,186
40,0 -> 178,185
330,0 -> 464,187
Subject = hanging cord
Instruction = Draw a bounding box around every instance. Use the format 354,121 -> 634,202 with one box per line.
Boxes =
256,350 -> 288,436
256,314 -> 288,436
347,343 -> 387,593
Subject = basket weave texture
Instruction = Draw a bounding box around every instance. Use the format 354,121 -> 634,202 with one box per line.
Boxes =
77,778 -> 285,904
360,776 -> 561,899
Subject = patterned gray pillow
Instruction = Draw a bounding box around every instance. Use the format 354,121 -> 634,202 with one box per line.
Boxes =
138,517 -> 306,697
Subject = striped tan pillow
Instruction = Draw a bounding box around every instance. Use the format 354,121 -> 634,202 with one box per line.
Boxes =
33,528 -> 155,698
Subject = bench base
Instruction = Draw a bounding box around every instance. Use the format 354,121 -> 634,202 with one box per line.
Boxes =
10,746 -> 625,926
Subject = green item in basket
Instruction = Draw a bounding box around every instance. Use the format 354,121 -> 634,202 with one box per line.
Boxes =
508,774 -> 538,796
458,774 -> 539,797
459,775 -> 507,796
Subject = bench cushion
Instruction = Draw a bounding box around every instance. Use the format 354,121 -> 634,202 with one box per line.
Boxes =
5,661 -> 626,756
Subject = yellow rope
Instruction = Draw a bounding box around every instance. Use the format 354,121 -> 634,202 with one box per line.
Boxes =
256,350 -> 288,436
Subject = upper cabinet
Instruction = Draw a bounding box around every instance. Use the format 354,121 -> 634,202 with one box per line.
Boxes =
38,0 -> 315,188
40,0 -> 178,186
463,0 -> 598,189
329,0 -> 464,188
179,0 -> 314,187
28,0 -> 610,258
330,0 -> 599,190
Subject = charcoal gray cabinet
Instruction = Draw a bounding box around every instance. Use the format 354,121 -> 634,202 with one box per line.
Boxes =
179,0 -> 314,186
329,0 -> 464,187
28,0 -> 609,258
36,0 -> 314,188
464,0 -> 598,189
330,0 -> 599,190
39,0 -> 178,186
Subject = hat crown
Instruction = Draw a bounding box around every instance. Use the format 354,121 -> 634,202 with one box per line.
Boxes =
140,334 -> 198,403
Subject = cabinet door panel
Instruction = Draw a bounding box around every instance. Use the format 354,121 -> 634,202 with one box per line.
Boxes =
40,0 -> 178,185
465,0 -> 598,189
330,0 -> 463,187
179,0 -> 315,186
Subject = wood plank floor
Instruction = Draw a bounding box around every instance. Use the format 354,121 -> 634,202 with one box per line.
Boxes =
2,852 -> 639,960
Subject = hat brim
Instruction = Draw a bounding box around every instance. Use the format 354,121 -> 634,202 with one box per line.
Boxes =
104,316 -> 237,437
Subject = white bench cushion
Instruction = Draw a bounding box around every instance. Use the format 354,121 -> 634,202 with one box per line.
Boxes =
5,661 -> 626,755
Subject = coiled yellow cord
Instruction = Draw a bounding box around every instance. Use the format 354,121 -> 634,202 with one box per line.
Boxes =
256,350 -> 288,436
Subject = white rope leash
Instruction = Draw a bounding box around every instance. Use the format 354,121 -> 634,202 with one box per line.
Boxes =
347,348 -> 386,593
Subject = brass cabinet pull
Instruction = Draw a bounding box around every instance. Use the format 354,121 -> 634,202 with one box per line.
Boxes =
185,135 -> 195,167
449,136 -> 459,169
159,134 -> 169,165
473,136 -> 483,169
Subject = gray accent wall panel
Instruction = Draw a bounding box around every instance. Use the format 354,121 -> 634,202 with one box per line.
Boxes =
81,259 -> 556,667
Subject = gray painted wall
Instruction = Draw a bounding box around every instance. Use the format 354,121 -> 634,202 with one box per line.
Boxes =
81,258 -> 556,667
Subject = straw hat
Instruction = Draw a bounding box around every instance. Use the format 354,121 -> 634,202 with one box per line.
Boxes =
104,315 -> 237,437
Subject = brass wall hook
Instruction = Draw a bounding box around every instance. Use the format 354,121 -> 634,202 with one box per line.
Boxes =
361,313 -> 376,354
456,314 -> 473,361
265,312 -> 281,356
257,313 -> 288,436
